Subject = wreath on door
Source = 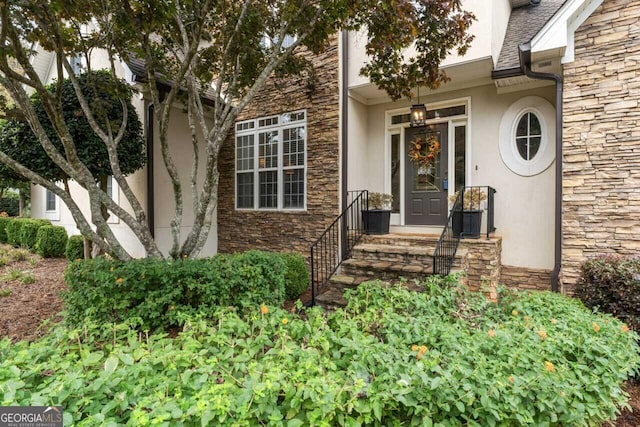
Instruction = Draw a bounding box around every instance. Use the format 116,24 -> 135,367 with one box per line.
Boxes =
408,134 -> 440,168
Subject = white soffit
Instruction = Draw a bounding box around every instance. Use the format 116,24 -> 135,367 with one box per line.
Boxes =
530,0 -> 604,64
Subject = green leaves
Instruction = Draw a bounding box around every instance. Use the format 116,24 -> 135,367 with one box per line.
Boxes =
1,278 -> 638,425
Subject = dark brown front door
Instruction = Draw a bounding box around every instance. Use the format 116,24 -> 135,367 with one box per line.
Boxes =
405,123 -> 449,225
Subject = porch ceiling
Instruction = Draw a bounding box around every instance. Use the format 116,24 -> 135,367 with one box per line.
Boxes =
349,57 -> 494,106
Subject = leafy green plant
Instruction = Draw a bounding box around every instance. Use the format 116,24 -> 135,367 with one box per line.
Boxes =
5,218 -> 24,247
20,272 -> 35,285
9,248 -> 30,262
0,288 -> 11,297
3,267 -> 25,281
63,250 -> 286,330
64,235 -> 85,261
282,252 -> 309,299
0,216 -> 10,243
575,256 -> 640,331
35,225 -> 68,258
2,278 -> 638,426
17,219 -> 49,250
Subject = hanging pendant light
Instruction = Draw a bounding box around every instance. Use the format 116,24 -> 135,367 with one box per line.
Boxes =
410,86 -> 427,127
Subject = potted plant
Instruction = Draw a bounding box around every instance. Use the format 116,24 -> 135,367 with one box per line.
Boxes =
449,189 -> 486,238
362,192 -> 393,235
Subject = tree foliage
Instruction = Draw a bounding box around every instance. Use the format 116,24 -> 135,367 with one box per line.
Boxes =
0,0 -> 474,260
0,71 -> 145,182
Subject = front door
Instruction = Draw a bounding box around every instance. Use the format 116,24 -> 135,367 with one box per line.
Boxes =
404,123 -> 449,225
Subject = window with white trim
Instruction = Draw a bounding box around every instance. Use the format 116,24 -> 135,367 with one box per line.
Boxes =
45,189 -> 56,212
235,111 -> 306,210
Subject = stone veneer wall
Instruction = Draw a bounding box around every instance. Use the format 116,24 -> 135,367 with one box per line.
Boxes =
217,38 -> 339,255
459,238 -> 502,298
562,0 -> 640,293
500,266 -> 552,292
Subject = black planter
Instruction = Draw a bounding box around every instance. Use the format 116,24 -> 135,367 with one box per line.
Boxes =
452,210 -> 483,238
362,210 -> 391,235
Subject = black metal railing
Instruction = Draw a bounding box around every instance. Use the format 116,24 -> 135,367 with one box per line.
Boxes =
433,189 -> 463,276
309,190 -> 368,306
433,186 -> 497,275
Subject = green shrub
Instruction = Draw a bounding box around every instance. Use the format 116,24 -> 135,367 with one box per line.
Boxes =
0,197 -> 19,216
282,252 -> 309,299
575,256 -> 640,331
19,219 -> 49,250
0,217 -> 10,243
5,218 -> 24,247
3,278 -> 639,426
65,235 -> 85,261
35,225 -> 68,258
63,250 -> 286,330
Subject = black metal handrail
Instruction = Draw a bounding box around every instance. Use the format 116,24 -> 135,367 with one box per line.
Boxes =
433,186 -> 497,275
433,189 -> 463,276
309,190 -> 368,306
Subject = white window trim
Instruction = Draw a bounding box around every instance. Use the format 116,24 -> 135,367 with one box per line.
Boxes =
43,187 -> 60,221
499,96 -> 555,177
235,110 -> 307,212
384,97 -> 471,226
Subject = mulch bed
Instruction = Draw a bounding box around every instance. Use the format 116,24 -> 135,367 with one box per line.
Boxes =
0,245 -> 67,342
0,244 -> 637,425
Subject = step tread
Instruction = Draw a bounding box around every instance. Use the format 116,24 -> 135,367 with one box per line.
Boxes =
342,258 -> 434,275
353,243 -> 435,255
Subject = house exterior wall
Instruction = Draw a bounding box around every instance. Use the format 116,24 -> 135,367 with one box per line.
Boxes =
561,0 -> 640,292
348,0 -> 512,89
349,83 -> 557,271
217,39 -> 340,256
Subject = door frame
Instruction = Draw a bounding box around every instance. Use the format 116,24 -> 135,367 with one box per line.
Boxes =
384,96 -> 471,226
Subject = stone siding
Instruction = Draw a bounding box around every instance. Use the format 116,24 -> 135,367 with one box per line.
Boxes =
562,0 -> 640,293
500,266 -> 552,291
460,238 -> 502,299
217,39 -> 339,255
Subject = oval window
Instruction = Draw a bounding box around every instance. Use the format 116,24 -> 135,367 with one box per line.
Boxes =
515,112 -> 542,161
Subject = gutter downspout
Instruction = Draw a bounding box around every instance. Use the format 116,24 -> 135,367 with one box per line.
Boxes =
341,30 -> 349,213
340,30 -> 349,261
146,104 -> 155,239
519,43 -> 563,293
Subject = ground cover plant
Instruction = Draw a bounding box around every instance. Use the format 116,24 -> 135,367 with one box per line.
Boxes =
1,277 -> 637,426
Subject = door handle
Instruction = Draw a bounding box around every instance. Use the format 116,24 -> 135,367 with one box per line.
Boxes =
443,178 -> 448,191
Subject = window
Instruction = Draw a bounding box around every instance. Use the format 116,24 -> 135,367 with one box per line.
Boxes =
390,133 -> 400,213
45,189 -> 56,212
454,126 -> 466,191
499,96 -> 556,177
391,104 -> 466,125
106,176 -> 114,199
70,54 -> 83,75
235,111 -> 306,210
515,112 -> 542,161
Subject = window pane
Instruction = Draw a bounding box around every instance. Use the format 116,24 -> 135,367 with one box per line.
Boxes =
259,171 -> 278,208
529,113 -> 542,136
516,114 -> 528,137
391,114 -> 411,125
516,137 -> 529,160
454,126 -> 466,191
259,131 -> 278,169
426,105 -> 466,120
283,126 -> 305,167
529,137 -> 541,159
236,135 -> 254,171
284,168 -> 304,209
237,173 -> 254,208
106,176 -> 114,199
46,190 -> 56,211
391,134 -> 400,213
